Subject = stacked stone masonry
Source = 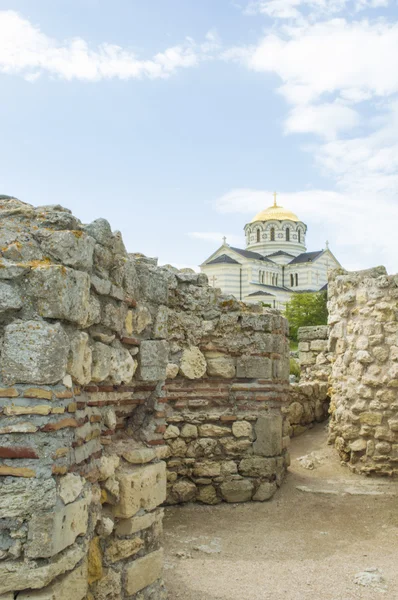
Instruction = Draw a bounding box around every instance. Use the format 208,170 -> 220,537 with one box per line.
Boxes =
288,326 -> 331,436
0,197 -> 291,598
328,266 -> 398,476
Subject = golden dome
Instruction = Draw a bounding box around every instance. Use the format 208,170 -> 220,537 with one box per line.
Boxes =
251,203 -> 300,223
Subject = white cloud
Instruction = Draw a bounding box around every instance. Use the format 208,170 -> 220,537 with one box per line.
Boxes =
244,0 -> 389,20
0,10 -> 217,82
284,102 -> 360,138
188,231 -> 244,246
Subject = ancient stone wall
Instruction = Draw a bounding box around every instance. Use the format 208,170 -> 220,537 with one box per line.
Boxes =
0,197 -> 290,598
288,326 -> 331,436
328,266 -> 398,475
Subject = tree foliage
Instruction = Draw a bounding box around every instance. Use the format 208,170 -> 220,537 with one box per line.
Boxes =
284,291 -> 328,341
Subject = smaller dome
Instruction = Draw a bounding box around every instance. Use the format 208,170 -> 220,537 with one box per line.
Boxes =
251,204 -> 300,223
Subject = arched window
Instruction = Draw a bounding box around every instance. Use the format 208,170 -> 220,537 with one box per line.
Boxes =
298,230 -> 301,244
295,273 -> 299,287
286,227 -> 290,242
290,274 -> 294,287
256,229 -> 261,243
270,227 -> 275,241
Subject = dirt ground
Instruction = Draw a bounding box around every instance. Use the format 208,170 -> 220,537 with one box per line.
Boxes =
163,423 -> 398,600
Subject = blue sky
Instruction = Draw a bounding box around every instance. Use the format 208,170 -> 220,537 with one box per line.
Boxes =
1,0 -> 398,272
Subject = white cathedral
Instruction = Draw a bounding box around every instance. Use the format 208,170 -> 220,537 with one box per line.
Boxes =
200,195 -> 341,310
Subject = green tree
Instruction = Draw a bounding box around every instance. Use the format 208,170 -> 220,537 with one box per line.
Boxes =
284,291 -> 328,342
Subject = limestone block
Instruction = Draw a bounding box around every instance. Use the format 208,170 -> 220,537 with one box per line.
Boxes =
105,537 -> 144,563
298,326 -> 328,341
198,424 -> 231,437
197,485 -> 219,505
114,462 -> 166,518
0,545 -> 85,595
124,549 -> 164,596
1,321 -> 69,385
116,508 -> 163,536
139,340 -> 169,381
253,481 -> 277,502
0,477 -> 56,519
153,305 -> 168,339
39,229 -> 95,271
220,480 -> 253,503
164,425 -> 180,439
180,424 -> 198,438
219,437 -> 252,456
172,479 -> 197,502
179,347 -> 207,380
193,461 -> 221,477
18,560 -> 88,599
29,265 -> 90,326
91,274 -> 112,295
220,461 -> 238,475
102,299 -> 128,334
133,305 -> 153,334
205,352 -> 236,379
253,414 -> 283,457
137,262 -> 169,304
232,421 -> 253,439
239,456 -> 276,478
58,474 -> 84,505
236,356 -> 272,379
0,282 -> 22,313
166,363 -> 179,379
122,447 -> 156,464
90,568 -> 122,600
26,496 -> 89,558
298,342 -> 309,351
67,331 -> 92,385
110,343 -> 137,385
91,342 -> 112,382
98,455 -> 120,481
310,340 -> 328,352
85,293 -> 101,327
289,402 -> 304,425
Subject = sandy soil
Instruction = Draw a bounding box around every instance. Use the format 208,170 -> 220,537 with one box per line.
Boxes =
163,423 -> 398,600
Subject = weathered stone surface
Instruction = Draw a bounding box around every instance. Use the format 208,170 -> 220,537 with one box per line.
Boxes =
198,424 -> 231,437
29,265 -> 90,326
205,352 -> 236,378
67,331 -> 92,385
91,341 -> 112,382
0,545 -> 85,594
89,568 -> 122,600
18,560 -> 88,599
253,481 -> 277,501
253,414 -> 283,457
220,480 -> 254,503
26,497 -> 89,558
110,343 -> 137,385
105,537 -> 144,563
193,462 -> 221,477
139,340 -> 169,381
124,549 -> 164,596
232,421 -> 253,438
84,218 -> 114,247
179,346 -> 207,380
0,478 -> 56,519
58,474 -> 84,505
239,456 -> 276,478
172,480 -> 197,502
39,229 -> 95,271
1,321 -> 69,385
114,462 -> 166,518
180,424 -> 198,438
0,282 -> 22,313
197,484 -> 219,504
166,363 -> 179,379
116,509 -> 163,536
122,447 -> 156,464
133,305 -> 153,334
236,356 -> 272,379
102,299 -> 128,334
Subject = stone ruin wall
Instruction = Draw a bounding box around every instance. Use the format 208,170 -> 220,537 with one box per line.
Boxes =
328,266 -> 398,476
0,197 -> 290,599
288,326 -> 331,436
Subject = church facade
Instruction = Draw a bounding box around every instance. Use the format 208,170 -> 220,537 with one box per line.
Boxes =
200,197 -> 342,310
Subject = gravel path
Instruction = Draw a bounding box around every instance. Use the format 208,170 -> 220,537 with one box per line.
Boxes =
163,423 -> 398,600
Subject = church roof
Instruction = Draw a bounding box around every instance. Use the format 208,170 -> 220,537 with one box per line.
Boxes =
207,254 -> 240,265
251,202 -> 300,224
248,291 -> 274,297
289,250 -> 324,264
229,247 -> 274,263
266,250 -> 295,258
